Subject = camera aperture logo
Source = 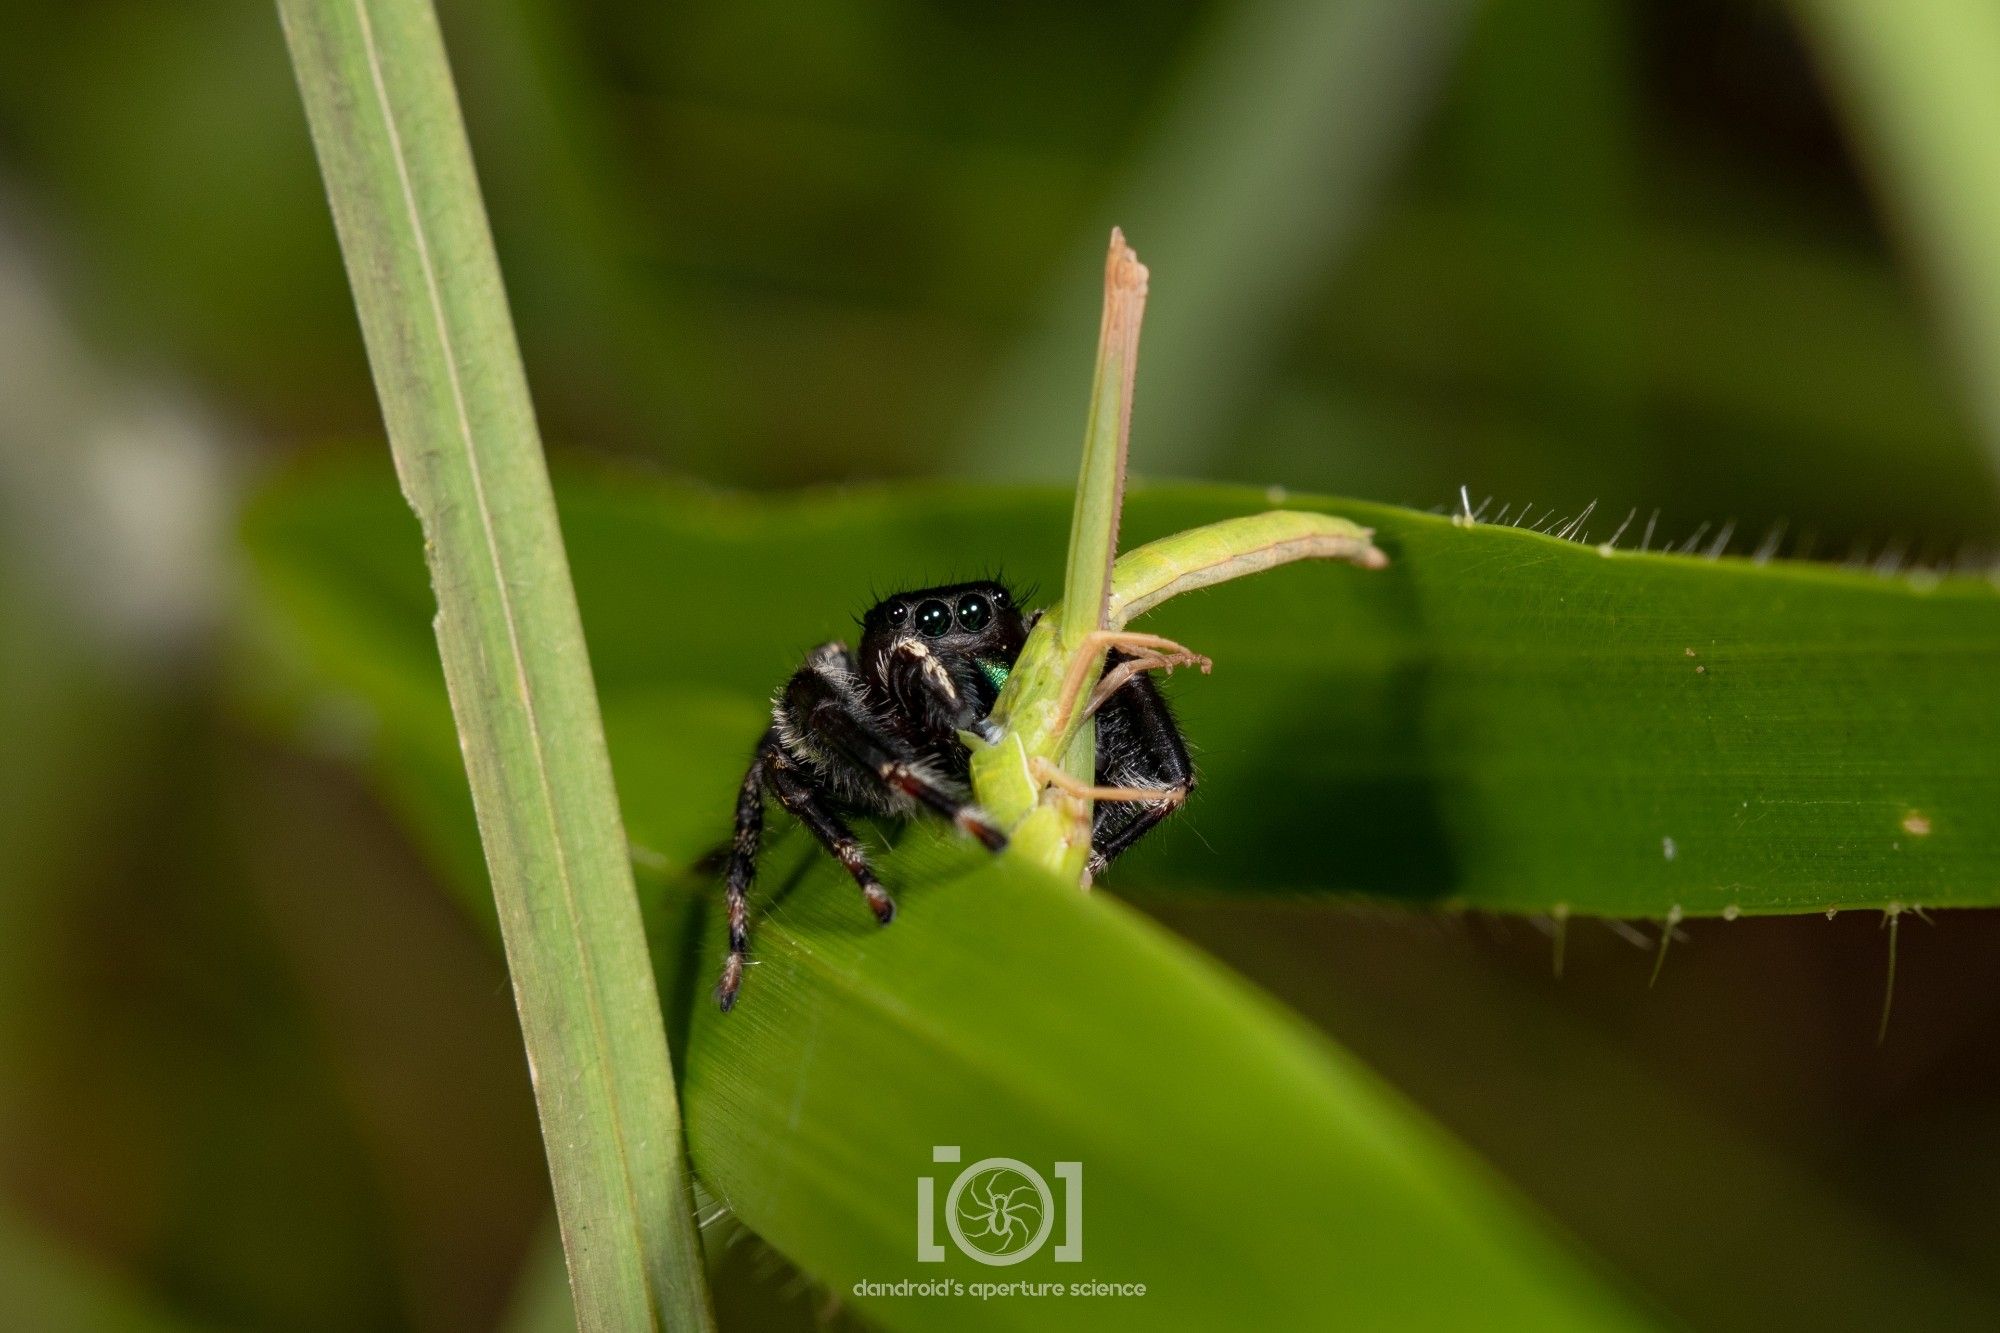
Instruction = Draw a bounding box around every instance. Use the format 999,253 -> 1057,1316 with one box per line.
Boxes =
919,1146 -> 1080,1265
852,1147 -> 1145,1303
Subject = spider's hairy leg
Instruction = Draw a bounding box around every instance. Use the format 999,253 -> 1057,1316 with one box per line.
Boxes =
783,665 -> 1008,851
717,728 -> 776,1012
767,758 -> 896,925
1086,658 -> 1195,879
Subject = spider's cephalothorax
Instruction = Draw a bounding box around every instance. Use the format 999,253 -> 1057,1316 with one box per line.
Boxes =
717,580 -> 1193,1009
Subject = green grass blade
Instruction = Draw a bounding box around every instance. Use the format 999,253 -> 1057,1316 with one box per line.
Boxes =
272,5 -> 711,1328
1792,0 -> 2000,484
242,463 -> 2000,925
666,840 -> 1646,1331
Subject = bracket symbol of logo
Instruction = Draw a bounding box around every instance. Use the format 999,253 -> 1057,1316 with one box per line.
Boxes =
918,1145 -> 1083,1266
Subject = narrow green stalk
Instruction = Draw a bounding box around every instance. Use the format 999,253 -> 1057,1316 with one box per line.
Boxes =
975,233 -> 1147,875
274,3 -> 712,1329
1058,229 -> 1148,649
973,231 -> 1387,878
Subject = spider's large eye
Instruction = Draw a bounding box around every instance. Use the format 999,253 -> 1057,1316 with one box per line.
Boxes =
956,592 -> 992,632
914,599 -> 951,637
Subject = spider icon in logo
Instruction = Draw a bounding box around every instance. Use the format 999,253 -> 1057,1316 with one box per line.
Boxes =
948,1162 -> 1052,1262
919,1147 -> 1081,1265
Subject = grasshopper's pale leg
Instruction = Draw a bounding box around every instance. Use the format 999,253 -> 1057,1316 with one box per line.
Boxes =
1052,630 -> 1212,738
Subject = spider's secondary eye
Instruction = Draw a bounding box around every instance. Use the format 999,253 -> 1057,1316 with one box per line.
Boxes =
956,593 -> 992,632
914,599 -> 951,637
885,602 -> 908,625
991,588 -> 1009,608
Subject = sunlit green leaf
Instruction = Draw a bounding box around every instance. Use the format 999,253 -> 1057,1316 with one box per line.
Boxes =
247,457 -> 2000,924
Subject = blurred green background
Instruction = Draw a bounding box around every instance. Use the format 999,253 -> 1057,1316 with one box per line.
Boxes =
6,1 -> 2000,1329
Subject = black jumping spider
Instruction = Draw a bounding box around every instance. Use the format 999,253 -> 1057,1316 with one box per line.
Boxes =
718,580 -> 1193,1009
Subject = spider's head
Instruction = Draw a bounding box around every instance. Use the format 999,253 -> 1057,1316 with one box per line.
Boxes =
859,580 -> 1029,693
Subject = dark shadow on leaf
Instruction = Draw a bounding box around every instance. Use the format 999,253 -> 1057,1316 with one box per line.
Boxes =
1115,537 -> 1460,905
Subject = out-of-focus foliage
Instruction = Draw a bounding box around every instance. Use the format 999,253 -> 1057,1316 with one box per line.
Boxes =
0,1204 -> 205,1333
1794,0 -> 2000,469
0,1 -> 1992,534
